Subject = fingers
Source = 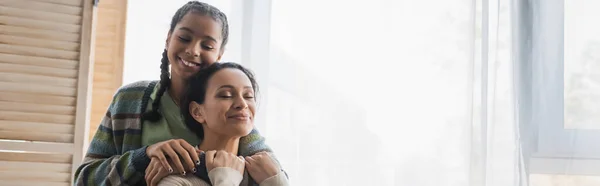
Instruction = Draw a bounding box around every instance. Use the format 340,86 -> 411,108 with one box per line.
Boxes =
172,140 -> 197,173
183,143 -> 200,166
213,150 -> 226,165
154,153 -> 173,174
145,158 -> 155,176
149,168 -> 161,186
245,156 -> 256,167
163,144 -> 186,175
215,150 -> 227,160
205,150 -> 216,171
146,165 -> 159,186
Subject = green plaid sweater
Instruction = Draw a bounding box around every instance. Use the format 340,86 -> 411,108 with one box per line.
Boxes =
74,80 -> 273,186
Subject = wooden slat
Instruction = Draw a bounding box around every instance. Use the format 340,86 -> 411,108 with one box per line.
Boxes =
0,151 -> 71,163
96,31 -> 116,40
91,106 -> 110,115
0,44 -> 79,60
96,40 -> 117,48
0,101 -> 75,115
0,120 -> 74,133
0,131 -> 73,143
0,92 -> 76,106
0,0 -> 82,15
0,63 -> 78,78
0,82 -> 76,96
0,53 -> 78,69
0,141 -> 74,154
0,72 -> 77,87
94,72 -> 116,81
96,0 -> 119,9
93,89 -> 115,97
94,63 -> 114,72
0,6 -> 81,24
29,0 -> 83,6
0,15 -> 80,33
92,81 -> 115,89
0,161 -> 70,172
0,35 -> 80,51
0,111 -> 74,124
95,47 -> 114,58
0,170 -> 70,182
1,181 -> 69,186
95,57 -> 115,65
0,25 -> 79,42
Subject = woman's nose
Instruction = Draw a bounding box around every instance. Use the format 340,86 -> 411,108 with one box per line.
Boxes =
233,97 -> 248,110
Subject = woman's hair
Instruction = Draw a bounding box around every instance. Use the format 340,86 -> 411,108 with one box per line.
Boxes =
143,1 -> 229,122
180,62 -> 259,139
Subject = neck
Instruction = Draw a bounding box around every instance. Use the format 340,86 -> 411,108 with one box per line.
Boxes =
169,76 -> 186,107
198,131 -> 240,155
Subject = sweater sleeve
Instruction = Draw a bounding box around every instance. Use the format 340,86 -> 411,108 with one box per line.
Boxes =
73,112 -> 151,186
208,167 -> 244,186
259,171 -> 290,186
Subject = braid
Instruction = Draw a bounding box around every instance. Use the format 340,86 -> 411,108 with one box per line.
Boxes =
143,49 -> 171,122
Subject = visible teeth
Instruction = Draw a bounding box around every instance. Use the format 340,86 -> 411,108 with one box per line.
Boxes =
182,59 -> 196,67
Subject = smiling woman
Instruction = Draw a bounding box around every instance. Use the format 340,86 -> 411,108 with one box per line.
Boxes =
156,62 -> 288,186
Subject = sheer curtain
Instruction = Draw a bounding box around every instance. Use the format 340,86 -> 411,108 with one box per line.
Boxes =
122,0 -> 526,185
241,0 -> 524,185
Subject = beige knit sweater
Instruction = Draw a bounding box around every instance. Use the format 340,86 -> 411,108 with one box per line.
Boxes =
158,167 -> 289,186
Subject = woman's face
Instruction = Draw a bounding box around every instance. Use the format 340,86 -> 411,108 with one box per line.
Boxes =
191,68 -> 256,137
166,12 -> 224,81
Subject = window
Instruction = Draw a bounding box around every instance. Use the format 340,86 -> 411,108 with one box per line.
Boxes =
564,0 -> 600,130
527,0 -> 600,180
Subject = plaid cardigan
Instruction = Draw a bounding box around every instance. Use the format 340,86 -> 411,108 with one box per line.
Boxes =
74,80 -> 273,186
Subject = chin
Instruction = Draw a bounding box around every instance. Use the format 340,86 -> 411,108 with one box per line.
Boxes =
234,126 -> 254,137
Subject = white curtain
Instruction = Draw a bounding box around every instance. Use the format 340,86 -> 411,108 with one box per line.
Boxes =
246,0 -> 524,185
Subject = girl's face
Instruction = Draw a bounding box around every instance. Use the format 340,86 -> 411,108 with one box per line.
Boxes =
166,12 -> 224,81
190,68 -> 256,138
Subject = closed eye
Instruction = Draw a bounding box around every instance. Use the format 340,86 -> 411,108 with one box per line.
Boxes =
178,36 -> 191,42
202,45 -> 214,50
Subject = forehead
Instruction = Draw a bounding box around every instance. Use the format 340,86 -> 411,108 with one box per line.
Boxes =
207,68 -> 253,89
175,12 -> 222,39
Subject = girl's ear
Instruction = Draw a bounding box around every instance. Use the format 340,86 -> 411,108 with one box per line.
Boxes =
189,101 -> 206,124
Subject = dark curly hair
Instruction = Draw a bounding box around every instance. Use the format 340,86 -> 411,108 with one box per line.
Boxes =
143,1 -> 229,122
180,62 -> 259,139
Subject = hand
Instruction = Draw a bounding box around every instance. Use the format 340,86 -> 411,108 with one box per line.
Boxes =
145,157 -> 175,186
205,150 -> 246,175
146,139 -> 201,175
245,151 -> 280,183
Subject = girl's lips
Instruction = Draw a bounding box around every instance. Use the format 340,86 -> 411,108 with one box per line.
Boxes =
178,57 -> 201,68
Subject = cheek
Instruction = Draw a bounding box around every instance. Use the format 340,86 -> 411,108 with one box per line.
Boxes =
166,39 -> 181,63
249,102 -> 256,115
206,101 -> 230,120
201,52 -> 220,64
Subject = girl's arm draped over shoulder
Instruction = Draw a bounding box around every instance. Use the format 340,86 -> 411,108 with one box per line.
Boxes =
73,81 -> 156,186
